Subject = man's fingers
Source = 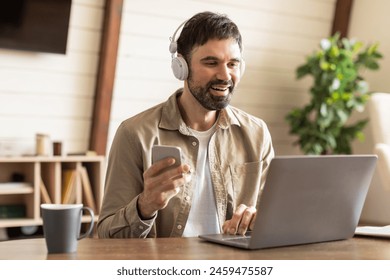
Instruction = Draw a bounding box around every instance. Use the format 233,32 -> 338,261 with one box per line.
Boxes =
144,157 -> 176,177
249,212 -> 257,231
223,204 -> 257,235
237,206 -> 256,235
140,160 -> 192,218
228,204 -> 248,234
144,161 -> 191,191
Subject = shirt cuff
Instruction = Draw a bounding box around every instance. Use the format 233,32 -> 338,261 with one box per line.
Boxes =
126,195 -> 156,237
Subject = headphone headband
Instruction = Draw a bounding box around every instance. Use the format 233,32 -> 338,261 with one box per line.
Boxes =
169,20 -> 188,55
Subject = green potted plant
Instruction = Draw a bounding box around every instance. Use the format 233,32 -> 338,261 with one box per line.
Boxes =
285,33 -> 383,155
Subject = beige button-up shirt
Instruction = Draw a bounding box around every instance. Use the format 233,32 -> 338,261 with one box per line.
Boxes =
97,89 -> 274,238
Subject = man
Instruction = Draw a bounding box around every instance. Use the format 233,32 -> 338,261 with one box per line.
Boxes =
97,11 -> 274,238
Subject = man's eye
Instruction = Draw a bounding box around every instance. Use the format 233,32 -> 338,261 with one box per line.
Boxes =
229,62 -> 239,68
204,61 -> 217,66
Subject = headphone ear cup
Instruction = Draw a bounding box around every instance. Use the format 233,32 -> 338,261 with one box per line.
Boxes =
171,56 -> 188,81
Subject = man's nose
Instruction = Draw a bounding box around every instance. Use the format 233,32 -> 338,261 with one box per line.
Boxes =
216,65 -> 232,81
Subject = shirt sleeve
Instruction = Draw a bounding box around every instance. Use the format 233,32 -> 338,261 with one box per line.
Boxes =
98,195 -> 156,238
96,122 -> 155,238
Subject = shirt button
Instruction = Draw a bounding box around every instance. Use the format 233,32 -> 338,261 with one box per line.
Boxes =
138,225 -> 144,230
192,141 -> 197,146
177,225 -> 183,230
185,195 -> 191,201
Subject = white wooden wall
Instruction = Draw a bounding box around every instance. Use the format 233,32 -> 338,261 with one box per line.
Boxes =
0,0 -> 105,156
0,0 -> 338,157
109,0 -> 337,156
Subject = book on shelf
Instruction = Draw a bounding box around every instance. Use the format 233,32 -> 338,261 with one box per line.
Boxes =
61,169 -> 77,204
0,204 -> 26,219
79,166 -> 97,212
40,177 -> 52,204
0,182 -> 33,190
0,182 -> 33,195
39,178 -> 51,203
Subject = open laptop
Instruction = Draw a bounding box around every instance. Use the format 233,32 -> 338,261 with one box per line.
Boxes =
199,155 -> 377,249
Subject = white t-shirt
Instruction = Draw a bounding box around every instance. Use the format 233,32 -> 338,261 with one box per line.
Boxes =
182,124 -> 221,237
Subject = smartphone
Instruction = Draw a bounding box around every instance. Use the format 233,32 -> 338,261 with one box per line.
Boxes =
152,145 -> 182,167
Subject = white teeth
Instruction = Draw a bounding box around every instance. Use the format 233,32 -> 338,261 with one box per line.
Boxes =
211,86 -> 227,91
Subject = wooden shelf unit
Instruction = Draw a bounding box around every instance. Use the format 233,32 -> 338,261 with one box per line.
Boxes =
0,156 -> 105,228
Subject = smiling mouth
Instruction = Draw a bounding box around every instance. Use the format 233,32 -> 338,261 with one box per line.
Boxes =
211,86 -> 229,92
208,80 -> 234,95
209,87 -> 230,97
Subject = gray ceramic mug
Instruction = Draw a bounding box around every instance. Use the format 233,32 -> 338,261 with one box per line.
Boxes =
41,204 -> 94,254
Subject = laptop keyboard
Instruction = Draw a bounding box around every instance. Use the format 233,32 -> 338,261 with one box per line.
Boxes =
221,232 -> 252,242
222,235 -> 250,240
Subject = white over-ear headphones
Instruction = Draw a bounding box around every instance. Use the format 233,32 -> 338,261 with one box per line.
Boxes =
169,20 -> 246,81
169,20 -> 189,81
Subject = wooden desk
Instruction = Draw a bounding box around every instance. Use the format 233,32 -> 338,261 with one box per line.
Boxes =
1,236 -> 390,260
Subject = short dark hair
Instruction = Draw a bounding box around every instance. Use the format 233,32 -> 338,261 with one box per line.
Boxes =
176,11 -> 243,62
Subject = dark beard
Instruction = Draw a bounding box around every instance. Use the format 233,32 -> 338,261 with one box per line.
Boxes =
187,76 -> 235,111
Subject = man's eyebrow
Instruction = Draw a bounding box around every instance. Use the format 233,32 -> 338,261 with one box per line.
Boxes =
200,56 -> 242,63
200,56 -> 219,62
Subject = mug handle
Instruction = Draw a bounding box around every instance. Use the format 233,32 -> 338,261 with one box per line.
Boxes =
78,206 -> 95,240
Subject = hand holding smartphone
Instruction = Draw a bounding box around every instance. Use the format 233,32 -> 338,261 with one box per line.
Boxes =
138,145 -> 187,218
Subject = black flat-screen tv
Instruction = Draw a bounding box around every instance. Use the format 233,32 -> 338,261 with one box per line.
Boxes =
0,0 -> 72,54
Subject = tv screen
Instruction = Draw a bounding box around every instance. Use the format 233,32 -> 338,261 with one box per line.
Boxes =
0,0 -> 71,54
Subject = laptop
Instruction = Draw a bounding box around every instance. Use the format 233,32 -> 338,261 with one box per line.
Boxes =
199,155 -> 377,249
